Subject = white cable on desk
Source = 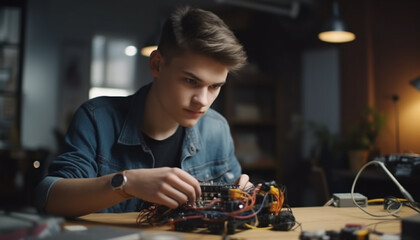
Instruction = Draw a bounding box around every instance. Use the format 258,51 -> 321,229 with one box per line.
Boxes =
350,160 -> 416,217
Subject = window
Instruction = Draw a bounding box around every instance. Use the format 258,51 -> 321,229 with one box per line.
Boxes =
0,7 -> 21,148
90,35 -> 137,99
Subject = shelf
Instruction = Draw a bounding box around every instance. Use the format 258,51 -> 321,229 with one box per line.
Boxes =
0,90 -> 17,96
229,118 -> 276,126
241,159 -> 276,171
230,79 -> 276,86
0,5 -> 23,149
220,65 -> 282,183
0,42 -> 19,48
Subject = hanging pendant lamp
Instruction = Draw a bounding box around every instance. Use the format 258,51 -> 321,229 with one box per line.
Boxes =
318,0 -> 355,43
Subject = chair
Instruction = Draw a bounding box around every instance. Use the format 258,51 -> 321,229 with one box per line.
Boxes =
307,165 -> 330,205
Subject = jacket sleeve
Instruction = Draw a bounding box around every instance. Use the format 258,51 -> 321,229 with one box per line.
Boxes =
33,103 -> 99,212
224,122 -> 242,183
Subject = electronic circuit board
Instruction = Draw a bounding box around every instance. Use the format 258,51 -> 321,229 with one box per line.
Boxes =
137,181 -> 296,234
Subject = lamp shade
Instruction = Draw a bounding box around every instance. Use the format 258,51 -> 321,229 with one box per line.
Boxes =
140,24 -> 162,57
318,1 -> 355,43
410,76 -> 420,91
140,45 -> 158,57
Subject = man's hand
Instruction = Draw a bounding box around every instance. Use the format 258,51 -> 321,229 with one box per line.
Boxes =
124,167 -> 201,209
235,174 -> 254,191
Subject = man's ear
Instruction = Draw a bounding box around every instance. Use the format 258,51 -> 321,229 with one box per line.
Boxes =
149,50 -> 163,77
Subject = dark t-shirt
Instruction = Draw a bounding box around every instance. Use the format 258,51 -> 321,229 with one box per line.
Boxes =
142,126 -> 185,168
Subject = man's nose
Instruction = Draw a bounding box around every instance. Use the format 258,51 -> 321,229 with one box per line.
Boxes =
192,88 -> 208,106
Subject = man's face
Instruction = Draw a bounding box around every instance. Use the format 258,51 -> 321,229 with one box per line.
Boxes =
150,51 -> 229,127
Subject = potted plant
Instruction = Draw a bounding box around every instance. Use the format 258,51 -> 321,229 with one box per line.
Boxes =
307,122 -> 346,171
346,107 -> 387,171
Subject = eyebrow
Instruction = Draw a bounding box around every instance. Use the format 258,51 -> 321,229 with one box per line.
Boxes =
182,70 -> 226,86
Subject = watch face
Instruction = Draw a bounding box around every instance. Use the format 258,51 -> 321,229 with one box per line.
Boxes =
111,173 -> 124,188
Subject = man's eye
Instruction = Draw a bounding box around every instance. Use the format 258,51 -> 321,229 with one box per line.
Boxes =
210,84 -> 224,90
186,78 -> 197,85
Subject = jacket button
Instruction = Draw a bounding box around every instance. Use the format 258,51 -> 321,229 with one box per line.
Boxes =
189,146 -> 196,154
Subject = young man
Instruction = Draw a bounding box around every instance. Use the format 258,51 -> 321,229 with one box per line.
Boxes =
34,6 -> 251,217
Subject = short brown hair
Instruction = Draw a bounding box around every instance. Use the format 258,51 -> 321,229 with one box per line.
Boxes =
158,6 -> 247,71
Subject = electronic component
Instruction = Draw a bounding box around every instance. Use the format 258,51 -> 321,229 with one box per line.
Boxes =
300,229 -> 339,240
299,224 -> 368,240
340,225 -> 369,240
383,197 -> 404,210
401,214 -> 420,240
137,181 -> 295,235
333,193 -> 367,208
375,153 -> 420,177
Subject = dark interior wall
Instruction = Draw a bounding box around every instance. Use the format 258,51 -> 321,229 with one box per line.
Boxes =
371,0 -> 420,154
341,0 -> 420,155
340,0 -> 370,137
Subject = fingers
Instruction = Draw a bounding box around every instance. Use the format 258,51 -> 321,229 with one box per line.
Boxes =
236,173 -> 249,187
173,168 -> 202,199
155,182 -> 189,209
243,181 -> 254,191
128,168 -> 256,210
166,168 -> 201,206
124,168 -> 201,209
236,174 -> 254,190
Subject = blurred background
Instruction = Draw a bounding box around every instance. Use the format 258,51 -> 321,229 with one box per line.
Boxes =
1,0 -> 420,209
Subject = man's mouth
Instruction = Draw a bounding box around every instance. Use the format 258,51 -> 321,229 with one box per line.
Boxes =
185,109 -> 204,117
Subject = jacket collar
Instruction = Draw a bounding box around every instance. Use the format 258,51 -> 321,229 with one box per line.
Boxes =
117,83 -> 150,145
117,83 -> 202,154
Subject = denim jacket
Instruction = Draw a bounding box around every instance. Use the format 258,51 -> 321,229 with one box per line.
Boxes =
34,83 -> 242,213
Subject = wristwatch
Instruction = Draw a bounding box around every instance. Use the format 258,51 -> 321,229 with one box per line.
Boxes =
110,171 -> 133,198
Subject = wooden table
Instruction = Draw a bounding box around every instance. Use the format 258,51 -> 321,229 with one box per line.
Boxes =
66,205 -> 419,239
